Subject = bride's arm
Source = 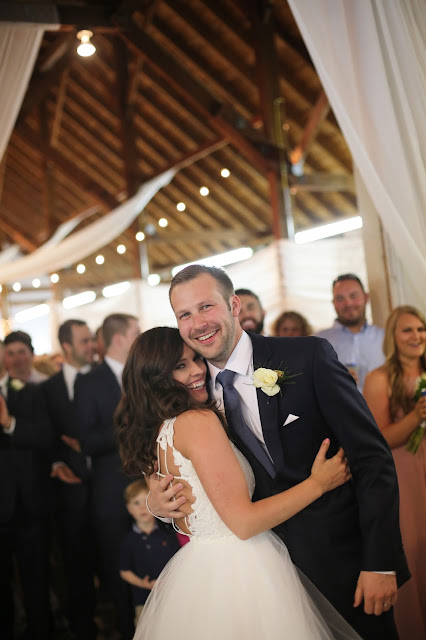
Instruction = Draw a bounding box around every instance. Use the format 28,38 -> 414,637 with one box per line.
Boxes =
174,410 -> 349,540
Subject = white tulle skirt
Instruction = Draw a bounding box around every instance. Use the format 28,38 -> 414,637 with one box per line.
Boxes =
134,530 -> 361,640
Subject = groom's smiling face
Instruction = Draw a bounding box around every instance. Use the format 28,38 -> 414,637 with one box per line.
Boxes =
171,273 -> 242,369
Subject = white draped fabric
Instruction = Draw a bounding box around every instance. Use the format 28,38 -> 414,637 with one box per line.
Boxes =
0,23 -> 58,162
288,0 -> 426,309
0,169 -> 175,283
0,206 -> 98,267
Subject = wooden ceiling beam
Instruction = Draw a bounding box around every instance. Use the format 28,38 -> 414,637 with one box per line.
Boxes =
0,208 -> 38,252
249,0 -> 294,240
120,27 -> 271,176
16,125 -> 119,210
114,37 -> 140,198
0,3 -> 116,30
291,173 -> 355,193
154,4 -> 254,119
148,229 -> 272,246
18,47 -> 74,124
290,90 -> 330,166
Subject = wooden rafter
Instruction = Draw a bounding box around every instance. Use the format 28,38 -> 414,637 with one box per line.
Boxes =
119,26 -> 271,176
0,208 -> 38,252
290,90 -> 330,166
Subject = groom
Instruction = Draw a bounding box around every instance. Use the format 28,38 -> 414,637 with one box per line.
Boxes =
148,265 -> 409,640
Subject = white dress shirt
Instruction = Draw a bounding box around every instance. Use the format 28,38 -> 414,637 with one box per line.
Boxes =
208,331 -> 272,459
0,373 -> 16,434
62,362 -> 91,401
104,355 -> 124,388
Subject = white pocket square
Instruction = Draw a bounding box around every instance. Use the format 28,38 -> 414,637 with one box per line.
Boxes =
283,414 -> 300,426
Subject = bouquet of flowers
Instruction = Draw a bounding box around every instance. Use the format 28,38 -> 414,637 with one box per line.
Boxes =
406,372 -> 426,454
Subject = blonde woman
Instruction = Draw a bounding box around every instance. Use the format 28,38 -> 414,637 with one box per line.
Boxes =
364,306 -> 426,640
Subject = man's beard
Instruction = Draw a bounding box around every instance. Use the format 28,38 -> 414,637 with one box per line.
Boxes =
240,317 -> 264,335
337,313 -> 365,328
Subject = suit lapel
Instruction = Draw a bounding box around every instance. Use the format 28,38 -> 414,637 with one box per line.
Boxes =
102,361 -> 122,402
6,380 -> 20,415
251,334 -> 286,475
58,370 -> 72,405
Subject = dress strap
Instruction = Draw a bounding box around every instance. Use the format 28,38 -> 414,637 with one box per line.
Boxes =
156,417 -> 192,536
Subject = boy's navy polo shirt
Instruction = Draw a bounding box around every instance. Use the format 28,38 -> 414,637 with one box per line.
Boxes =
120,524 -> 180,605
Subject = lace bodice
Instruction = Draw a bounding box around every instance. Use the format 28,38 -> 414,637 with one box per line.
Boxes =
156,417 -> 255,540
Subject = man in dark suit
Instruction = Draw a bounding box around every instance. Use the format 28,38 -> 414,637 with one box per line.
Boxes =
149,265 -> 409,640
0,335 -> 53,640
43,319 -> 96,640
75,313 -> 140,640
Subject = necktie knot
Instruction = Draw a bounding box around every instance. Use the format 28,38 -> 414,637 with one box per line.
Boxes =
216,369 -> 236,389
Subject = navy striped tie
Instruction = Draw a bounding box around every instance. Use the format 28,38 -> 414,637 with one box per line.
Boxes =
217,369 -> 276,478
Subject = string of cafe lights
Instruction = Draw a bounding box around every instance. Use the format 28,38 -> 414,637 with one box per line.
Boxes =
6,169 -> 233,305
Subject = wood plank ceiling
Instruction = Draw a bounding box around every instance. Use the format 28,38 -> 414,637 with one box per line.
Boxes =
0,0 -> 356,301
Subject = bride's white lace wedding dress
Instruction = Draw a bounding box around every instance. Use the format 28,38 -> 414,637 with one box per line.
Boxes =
134,417 -> 361,639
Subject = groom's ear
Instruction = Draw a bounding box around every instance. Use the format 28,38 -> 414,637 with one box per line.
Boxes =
230,294 -> 240,318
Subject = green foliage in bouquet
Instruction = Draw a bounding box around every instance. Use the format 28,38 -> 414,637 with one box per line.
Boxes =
406,373 -> 426,454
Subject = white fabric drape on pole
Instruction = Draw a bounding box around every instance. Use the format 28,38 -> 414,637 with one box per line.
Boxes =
288,0 -> 426,308
0,23 -> 58,162
0,169 -> 175,283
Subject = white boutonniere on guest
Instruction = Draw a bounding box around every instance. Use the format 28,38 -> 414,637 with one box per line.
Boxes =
10,378 -> 25,392
406,372 -> 426,455
253,366 -> 301,399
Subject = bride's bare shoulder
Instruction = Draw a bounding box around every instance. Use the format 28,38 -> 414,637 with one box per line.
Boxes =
174,409 -> 222,431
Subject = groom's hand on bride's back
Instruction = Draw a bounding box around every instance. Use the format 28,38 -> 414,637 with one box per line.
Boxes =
146,463 -> 187,519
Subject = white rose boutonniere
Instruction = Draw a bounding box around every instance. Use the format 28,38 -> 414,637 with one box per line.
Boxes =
253,368 -> 281,396
10,378 -> 25,392
253,366 -> 301,399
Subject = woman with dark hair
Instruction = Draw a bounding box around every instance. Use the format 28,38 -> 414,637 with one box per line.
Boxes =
115,327 -> 359,640
364,306 -> 426,640
272,310 -> 313,337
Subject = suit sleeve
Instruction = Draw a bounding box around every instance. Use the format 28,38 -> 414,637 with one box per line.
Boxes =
312,338 -> 405,573
75,375 -> 117,456
10,384 -> 53,450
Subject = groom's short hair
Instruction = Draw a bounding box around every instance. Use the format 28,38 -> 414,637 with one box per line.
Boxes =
169,265 -> 234,303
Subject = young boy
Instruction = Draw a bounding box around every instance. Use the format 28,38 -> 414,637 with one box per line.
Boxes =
119,479 -> 180,626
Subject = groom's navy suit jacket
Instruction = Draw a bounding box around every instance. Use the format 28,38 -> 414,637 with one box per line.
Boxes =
231,333 -> 409,633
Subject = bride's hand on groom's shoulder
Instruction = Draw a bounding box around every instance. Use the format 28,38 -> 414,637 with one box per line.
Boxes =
146,463 -> 187,518
310,440 -> 352,494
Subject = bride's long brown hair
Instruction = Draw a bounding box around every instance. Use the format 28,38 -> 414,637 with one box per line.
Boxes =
115,326 -> 226,476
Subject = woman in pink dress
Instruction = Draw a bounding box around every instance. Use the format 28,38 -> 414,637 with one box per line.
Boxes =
364,305 -> 426,640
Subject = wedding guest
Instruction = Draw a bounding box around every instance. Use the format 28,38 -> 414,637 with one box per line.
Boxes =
119,479 -> 180,627
316,274 -> 384,391
272,310 -> 312,337
94,325 -> 106,362
363,305 -> 426,640
4,330 -> 48,383
235,288 -> 265,334
0,356 -> 53,639
43,319 -> 97,640
75,313 -> 140,640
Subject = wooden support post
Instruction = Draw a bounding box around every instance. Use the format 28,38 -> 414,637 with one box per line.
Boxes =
249,0 -> 294,240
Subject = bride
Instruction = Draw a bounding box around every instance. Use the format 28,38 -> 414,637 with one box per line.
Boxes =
115,327 -> 360,639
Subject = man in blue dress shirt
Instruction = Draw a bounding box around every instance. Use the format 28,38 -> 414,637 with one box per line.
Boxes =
316,274 -> 385,392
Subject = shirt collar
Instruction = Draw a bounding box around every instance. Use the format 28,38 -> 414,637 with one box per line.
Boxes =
104,355 -> 124,383
63,361 -> 91,384
208,330 -> 253,387
132,522 -> 158,535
